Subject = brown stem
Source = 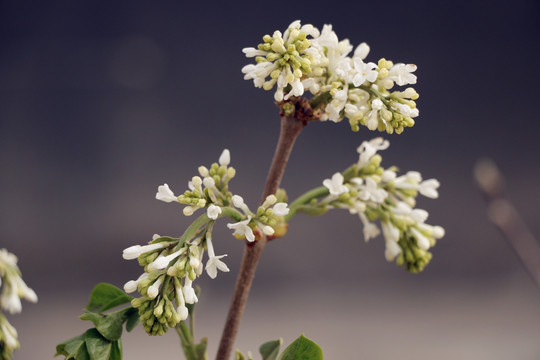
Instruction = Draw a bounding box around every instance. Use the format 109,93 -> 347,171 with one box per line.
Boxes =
215,112 -> 306,360
474,159 -> 540,288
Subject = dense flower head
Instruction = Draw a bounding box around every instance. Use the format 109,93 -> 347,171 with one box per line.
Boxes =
242,20 -> 322,102
318,138 -> 443,272
242,21 -> 420,134
0,249 -> 37,359
125,149 -> 290,335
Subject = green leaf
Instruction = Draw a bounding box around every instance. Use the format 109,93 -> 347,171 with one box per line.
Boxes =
55,329 -> 123,360
260,339 -> 282,360
125,310 -> 140,332
195,337 -> 208,360
151,236 -> 179,244
278,335 -> 323,360
85,283 -> 132,313
110,339 -> 123,360
80,307 -> 136,341
55,333 -> 90,360
84,328 -> 112,360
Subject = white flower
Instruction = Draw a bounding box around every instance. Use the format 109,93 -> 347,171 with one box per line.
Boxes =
366,99 -> 383,130
205,237 -> 230,279
147,277 -> 164,299
123,273 -> 149,293
231,195 -> 251,214
359,213 -> 380,242
272,202 -> 290,216
122,242 -> 167,260
14,277 -> 37,303
227,216 -> 255,242
260,225 -> 275,236
387,63 -> 417,86
410,209 -> 429,223
183,279 -> 198,304
325,88 -> 348,122
1,289 -> 21,314
206,255 -> 230,279
392,102 -> 419,118
313,24 -> 353,76
183,205 -> 197,216
357,177 -> 387,203
417,223 -> 445,239
219,149 -> 230,167
175,286 -> 189,321
148,248 -> 185,272
384,240 -> 402,262
0,321 -> 18,350
381,221 -> 400,243
156,183 -> 177,203
357,137 -> 390,168
198,166 -> 209,177
411,227 -> 431,250
352,58 -> 378,87
418,179 -> 440,199
354,42 -> 370,60
207,204 -> 222,220
262,195 -> 277,208
242,20 -> 321,101
0,249 -> 17,267
323,172 -> 349,196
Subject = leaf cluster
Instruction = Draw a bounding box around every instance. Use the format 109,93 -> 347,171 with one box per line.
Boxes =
236,335 -> 323,360
55,283 -> 139,360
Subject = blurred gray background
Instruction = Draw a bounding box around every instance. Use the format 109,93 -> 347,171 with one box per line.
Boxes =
1,0 -> 540,359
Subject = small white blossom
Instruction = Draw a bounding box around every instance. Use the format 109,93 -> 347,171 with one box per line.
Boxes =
231,195 -> 251,214
198,166 -> 209,177
262,195 -> 277,208
156,183 -> 177,203
1,290 -> 21,315
418,179 -> 440,199
359,213 -> 380,242
242,20 -> 321,101
175,286 -> 189,321
227,216 -> 255,242
206,256 -> 229,279
352,58 -> 378,87
207,204 -> 222,220
381,221 -> 400,243
148,248 -> 185,272
205,237 -> 229,279
384,239 -> 402,262
122,242 -> 167,260
272,202 -> 290,216
147,277 -> 164,299
260,225 -> 275,236
0,321 -> 18,350
387,63 -> 417,86
183,279 -> 198,304
357,137 -> 390,168
354,42 -> 370,60
411,227 -> 431,250
323,172 -> 349,196
219,149 -> 231,167
123,273 -> 149,293
357,177 -> 387,203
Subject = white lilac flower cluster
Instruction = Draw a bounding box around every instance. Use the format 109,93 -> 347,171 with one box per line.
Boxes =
242,21 -> 419,134
123,150 -> 289,335
0,249 -> 37,360
319,138 -> 444,272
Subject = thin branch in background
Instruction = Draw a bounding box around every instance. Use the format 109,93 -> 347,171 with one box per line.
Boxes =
474,158 -> 540,288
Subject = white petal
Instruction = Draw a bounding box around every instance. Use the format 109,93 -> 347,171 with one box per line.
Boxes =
219,149 -> 231,166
